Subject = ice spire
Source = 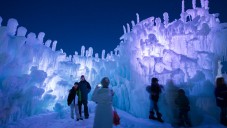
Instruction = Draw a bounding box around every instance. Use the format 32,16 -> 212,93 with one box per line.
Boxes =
127,23 -> 130,33
81,45 -> 85,57
136,13 -> 140,24
38,32 -> 45,44
192,0 -> 196,9
17,26 -> 27,36
204,0 -> 209,9
52,41 -> 57,51
0,16 -> 2,26
102,49 -> 105,60
163,12 -> 169,27
7,18 -> 18,36
45,40 -> 51,47
182,0 -> 185,13
200,0 -> 205,8
123,25 -> 126,34
131,20 -> 135,27
88,47 -> 93,57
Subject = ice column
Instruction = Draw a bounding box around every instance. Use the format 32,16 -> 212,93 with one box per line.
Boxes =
136,13 -> 140,24
123,25 -> 126,34
0,16 -> 2,26
52,41 -> 57,51
88,47 -> 93,57
192,0 -> 196,9
38,32 -> 45,44
81,46 -> 85,57
131,20 -> 135,27
127,23 -> 130,33
182,0 -> 185,13
163,12 -> 169,27
204,0 -> 209,9
17,27 -> 27,36
200,0 -> 205,8
102,50 -> 105,60
7,18 -> 18,36
45,40 -> 51,47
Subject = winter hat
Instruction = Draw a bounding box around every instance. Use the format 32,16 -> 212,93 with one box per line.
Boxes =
152,77 -> 159,83
178,89 -> 185,95
101,77 -> 110,87
74,82 -> 79,86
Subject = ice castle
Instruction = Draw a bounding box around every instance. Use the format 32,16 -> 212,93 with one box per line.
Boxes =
0,0 -> 227,126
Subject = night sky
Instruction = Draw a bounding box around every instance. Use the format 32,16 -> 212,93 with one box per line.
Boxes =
0,0 -> 226,56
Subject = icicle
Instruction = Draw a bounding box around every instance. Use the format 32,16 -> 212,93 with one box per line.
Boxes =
192,0 -> 196,9
182,0 -> 185,13
127,23 -> 130,33
163,12 -> 169,27
136,13 -> 140,24
81,45 -> 85,57
123,25 -> 126,34
102,49 -> 105,60
52,40 -> 57,51
17,26 -> 27,36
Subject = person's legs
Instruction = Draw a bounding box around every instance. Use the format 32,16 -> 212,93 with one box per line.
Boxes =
149,100 -> 155,119
75,104 -> 80,121
178,110 -> 184,126
83,100 -> 89,118
154,101 -> 163,122
70,103 -> 74,119
183,110 -> 191,127
220,107 -> 227,126
78,101 -> 83,119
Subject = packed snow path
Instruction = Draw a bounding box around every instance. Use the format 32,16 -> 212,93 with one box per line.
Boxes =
5,109 -> 225,128
6,109 -> 173,128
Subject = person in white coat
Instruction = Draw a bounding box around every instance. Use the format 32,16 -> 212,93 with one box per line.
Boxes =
92,77 -> 114,128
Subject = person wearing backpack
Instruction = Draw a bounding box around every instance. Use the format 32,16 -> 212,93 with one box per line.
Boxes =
67,82 -> 82,121
147,77 -> 164,123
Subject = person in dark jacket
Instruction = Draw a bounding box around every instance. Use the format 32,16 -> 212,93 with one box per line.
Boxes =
175,89 -> 191,127
67,82 -> 82,121
215,77 -> 227,126
147,77 -> 164,122
78,75 -> 91,119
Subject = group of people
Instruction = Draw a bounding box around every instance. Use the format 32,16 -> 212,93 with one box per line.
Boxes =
147,77 -> 227,127
67,75 -> 114,128
67,75 -> 227,128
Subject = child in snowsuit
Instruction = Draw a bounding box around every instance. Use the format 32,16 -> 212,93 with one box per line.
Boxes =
67,82 -> 82,121
175,89 -> 191,127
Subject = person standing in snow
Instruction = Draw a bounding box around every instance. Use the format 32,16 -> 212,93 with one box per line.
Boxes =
146,77 -> 164,122
214,77 -> 227,126
175,89 -> 191,127
92,77 -> 114,128
78,75 -> 91,119
67,82 -> 82,121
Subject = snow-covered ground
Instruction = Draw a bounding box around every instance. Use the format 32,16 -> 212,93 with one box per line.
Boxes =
4,102 -> 225,128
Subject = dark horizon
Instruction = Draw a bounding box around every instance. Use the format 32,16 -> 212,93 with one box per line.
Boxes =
0,0 -> 226,56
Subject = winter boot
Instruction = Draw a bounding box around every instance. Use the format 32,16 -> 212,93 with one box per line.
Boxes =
157,112 -> 164,123
149,111 -> 156,120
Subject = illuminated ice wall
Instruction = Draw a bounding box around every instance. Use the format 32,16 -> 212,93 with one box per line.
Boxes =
0,0 -> 227,126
